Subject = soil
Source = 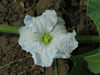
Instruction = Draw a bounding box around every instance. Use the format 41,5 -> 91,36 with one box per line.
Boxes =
0,0 -> 99,75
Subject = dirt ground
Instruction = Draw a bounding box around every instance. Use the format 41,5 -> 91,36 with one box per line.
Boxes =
0,0 -> 99,75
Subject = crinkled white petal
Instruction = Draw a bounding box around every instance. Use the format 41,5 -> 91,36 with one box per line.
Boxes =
24,10 -> 57,34
56,17 -> 65,25
24,15 -> 33,26
18,26 -> 42,52
36,15 -> 55,33
24,15 -> 44,34
51,30 -> 78,58
42,10 -> 57,25
49,24 -> 67,37
30,43 -> 57,67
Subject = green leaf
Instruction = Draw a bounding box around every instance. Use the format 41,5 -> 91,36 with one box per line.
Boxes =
0,25 -> 19,34
86,1 -> 100,73
81,47 -> 100,57
69,57 -> 83,75
70,47 -> 100,74
86,0 -> 100,35
69,57 -> 91,75
83,47 -> 100,74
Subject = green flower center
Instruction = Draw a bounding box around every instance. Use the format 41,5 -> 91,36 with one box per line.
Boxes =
41,33 -> 52,45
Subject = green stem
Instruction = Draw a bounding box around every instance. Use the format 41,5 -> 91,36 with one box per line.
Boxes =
0,25 -> 19,34
75,36 -> 100,43
54,58 -> 58,75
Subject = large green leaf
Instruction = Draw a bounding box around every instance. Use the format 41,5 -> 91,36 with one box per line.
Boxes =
69,56 -> 95,75
86,0 -> 100,35
69,57 -> 89,75
83,47 -> 100,74
86,0 -> 100,74
70,47 -> 100,75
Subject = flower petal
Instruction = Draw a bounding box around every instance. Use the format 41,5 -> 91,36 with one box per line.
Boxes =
35,10 -> 57,33
24,10 -> 57,34
51,30 -> 78,58
42,10 -> 57,26
49,24 -> 67,37
30,43 -> 57,67
24,15 -> 33,27
31,51 -> 53,67
36,15 -> 54,33
24,15 -> 44,34
56,17 -> 65,25
18,26 -> 42,52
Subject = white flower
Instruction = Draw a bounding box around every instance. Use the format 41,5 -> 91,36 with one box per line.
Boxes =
18,10 -> 78,67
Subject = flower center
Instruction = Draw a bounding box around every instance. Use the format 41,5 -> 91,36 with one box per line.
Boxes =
41,33 -> 52,45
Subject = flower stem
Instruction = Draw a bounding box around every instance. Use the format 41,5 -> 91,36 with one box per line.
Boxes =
0,25 -> 19,34
54,58 -> 58,75
75,36 -> 100,43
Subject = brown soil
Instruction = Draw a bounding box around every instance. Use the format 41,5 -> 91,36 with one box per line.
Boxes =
0,0 -> 99,75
